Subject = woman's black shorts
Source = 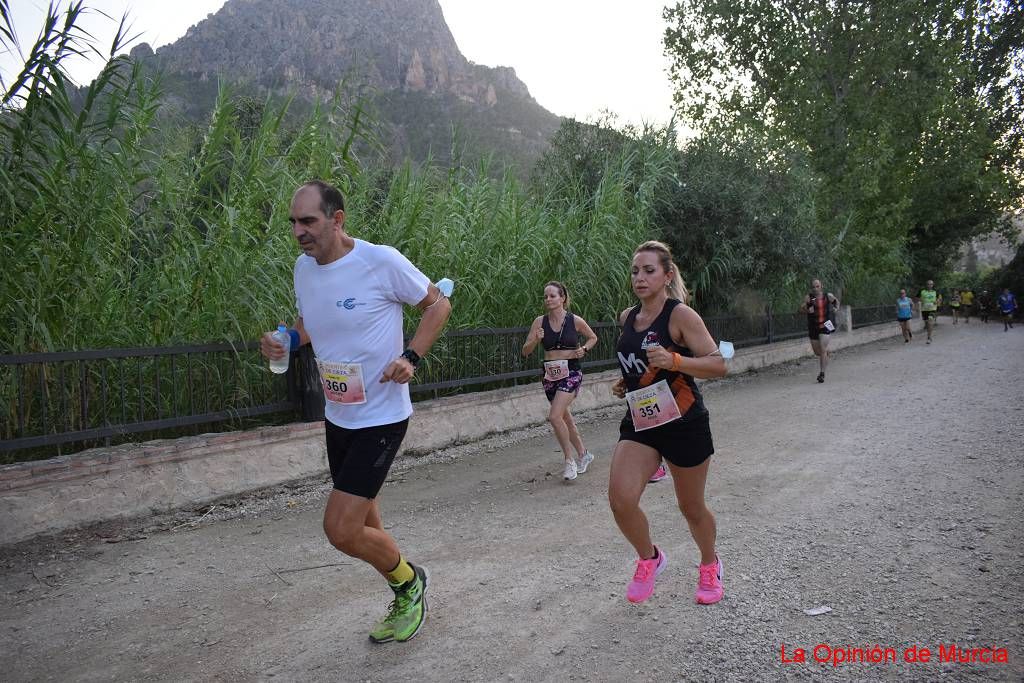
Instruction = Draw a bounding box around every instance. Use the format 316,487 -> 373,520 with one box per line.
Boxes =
618,412 -> 714,468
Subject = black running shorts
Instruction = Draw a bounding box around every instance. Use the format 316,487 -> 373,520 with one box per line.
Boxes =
922,310 -> 936,320
325,418 -> 409,499
807,321 -> 832,340
618,412 -> 714,468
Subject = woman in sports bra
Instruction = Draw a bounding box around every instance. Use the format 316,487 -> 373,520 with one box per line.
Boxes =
521,281 -> 598,482
609,241 -> 728,606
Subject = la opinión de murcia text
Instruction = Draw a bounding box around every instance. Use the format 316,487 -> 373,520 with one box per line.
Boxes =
780,643 -> 1009,668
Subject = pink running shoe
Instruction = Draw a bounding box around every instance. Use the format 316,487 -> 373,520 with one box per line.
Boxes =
626,547 -> 668,603
648,464 -> 668,483
695,556 -> 723,604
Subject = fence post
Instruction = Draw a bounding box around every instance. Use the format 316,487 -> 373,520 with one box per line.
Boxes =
840,305 -> 853,332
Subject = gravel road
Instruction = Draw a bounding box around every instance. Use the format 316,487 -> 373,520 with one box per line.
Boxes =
2,320 -> 1022,682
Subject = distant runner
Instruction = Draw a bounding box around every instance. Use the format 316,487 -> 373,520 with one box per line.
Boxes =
917,280 -> 940,344
896,288 -> 914,343
998,288 -> 1018,331
961,288 -> 974,324
521,281 -> 598,482
950,289 -> 962,325
978,290 -> 992,323
802,279 -> 840,383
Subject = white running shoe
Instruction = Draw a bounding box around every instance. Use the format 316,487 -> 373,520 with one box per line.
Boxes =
576,451 -> 595,474
563,460 -> 578,481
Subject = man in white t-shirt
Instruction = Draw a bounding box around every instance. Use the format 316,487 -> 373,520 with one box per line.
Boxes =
260,180 -> 451,644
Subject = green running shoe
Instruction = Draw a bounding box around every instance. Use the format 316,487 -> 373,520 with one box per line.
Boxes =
368,608 -> 397,643
368,564 -> 429,643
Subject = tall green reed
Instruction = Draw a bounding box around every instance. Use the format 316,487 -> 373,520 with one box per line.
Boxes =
2,46 -> 658,355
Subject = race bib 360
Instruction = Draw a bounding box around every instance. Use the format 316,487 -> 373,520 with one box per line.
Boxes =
315,359 -> 367,405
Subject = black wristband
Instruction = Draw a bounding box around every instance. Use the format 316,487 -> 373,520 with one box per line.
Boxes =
401,348 -> 421,368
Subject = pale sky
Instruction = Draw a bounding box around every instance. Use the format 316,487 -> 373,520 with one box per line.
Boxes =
2,0 -> 678,127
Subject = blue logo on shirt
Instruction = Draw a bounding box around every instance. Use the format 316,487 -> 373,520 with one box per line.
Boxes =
337,297 -> 366,310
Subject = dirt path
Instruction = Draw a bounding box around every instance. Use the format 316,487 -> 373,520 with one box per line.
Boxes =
2,321 -> 1022,682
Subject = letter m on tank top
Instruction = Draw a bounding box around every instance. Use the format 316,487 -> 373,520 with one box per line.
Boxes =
617,352 -> 648,375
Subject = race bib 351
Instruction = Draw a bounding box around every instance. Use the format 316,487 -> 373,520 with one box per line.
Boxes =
625,380 -> 682,432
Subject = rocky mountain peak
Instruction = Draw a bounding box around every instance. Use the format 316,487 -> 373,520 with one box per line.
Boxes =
151,0 -> 539,110
131,0 -> 561,170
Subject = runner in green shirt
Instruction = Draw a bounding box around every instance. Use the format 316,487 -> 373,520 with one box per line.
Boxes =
949,289 -> 962,325
961,289 -> 974,323
917,280 -> 940,344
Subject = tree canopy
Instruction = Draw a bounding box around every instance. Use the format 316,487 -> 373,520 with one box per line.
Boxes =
664,0 -> 1023,285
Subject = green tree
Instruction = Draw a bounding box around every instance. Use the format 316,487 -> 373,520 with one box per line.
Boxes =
533,117 -> 829,311
531,115 -> 640,197
657,132 -> 829,312
967,1 -> 1024,187
664,0 -> 1022,286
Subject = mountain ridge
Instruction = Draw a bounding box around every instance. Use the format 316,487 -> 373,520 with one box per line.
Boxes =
128,0 -> 561,169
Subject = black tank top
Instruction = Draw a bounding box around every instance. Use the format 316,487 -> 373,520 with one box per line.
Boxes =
542,312 -> 581,371
806,293 -> 835,328
615,299 -> 707,422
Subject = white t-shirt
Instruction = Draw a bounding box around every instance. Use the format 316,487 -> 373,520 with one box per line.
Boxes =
294,239 -> 430,429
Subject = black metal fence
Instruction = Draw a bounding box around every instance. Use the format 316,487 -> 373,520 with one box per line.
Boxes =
0,343 -> 293,460
703,310 -> 808,348
1,306 -> 892,462
851,304 -> 895,328
413,322 -> 622,394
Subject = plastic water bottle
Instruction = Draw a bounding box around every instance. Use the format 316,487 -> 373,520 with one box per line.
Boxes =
718,340 -> 735,359
269,324 -> 291,374
437,277 -> 455,297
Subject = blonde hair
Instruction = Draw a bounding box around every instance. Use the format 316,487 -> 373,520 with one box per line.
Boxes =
634,241 -> 689,304
543,280 -> 571,310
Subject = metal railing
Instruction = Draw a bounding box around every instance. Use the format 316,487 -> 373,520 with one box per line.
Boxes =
1,343 -> 293,458
851,304 -> 895,329
413,322 -> 622,393
1,307 -> 892,462
703,310 -> 809,348
287,322 -> 625,422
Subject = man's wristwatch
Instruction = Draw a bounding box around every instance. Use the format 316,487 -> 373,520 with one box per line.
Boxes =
401,348 -> 421,368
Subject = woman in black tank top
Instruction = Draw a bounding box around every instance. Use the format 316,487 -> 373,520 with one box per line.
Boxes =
608,241 -> 729,606
521,281 -> 598,482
